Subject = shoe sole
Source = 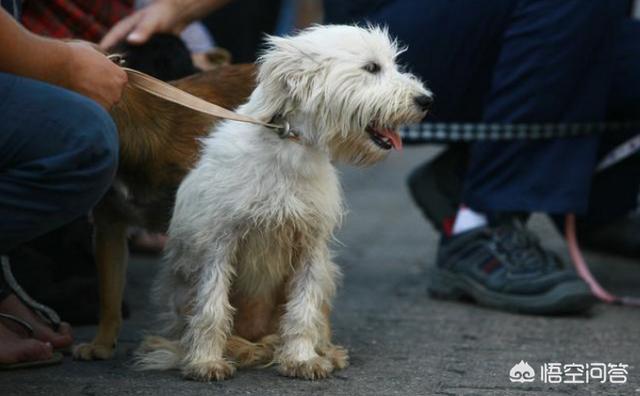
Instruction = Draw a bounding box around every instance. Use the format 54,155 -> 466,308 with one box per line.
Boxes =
427,267 -> 596,315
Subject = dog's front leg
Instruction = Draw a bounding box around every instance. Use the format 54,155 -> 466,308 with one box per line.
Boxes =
73,211 -> 128,360
180,242 -> 237,381
277,244 -> 339,380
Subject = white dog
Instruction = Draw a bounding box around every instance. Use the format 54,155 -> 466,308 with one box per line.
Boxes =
135,24 -> 431,381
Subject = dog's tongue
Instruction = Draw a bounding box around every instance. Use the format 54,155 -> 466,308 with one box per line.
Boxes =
380,128 -> 403,151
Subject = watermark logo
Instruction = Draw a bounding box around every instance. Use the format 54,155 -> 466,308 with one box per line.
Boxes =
509,361 -> 629,384
509,360 -> 535,383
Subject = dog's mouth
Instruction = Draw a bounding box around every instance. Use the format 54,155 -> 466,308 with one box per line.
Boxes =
366,124 -> 403,151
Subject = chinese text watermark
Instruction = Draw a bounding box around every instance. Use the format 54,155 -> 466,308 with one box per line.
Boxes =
509,360 -> 629,384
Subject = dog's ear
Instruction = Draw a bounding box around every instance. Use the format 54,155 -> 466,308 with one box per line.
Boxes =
256,35 -> 321,118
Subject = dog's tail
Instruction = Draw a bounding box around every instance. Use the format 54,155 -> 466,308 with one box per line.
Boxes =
133,335 -> 183,371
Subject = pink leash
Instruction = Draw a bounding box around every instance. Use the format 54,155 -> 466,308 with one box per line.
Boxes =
565,213 -> 640,307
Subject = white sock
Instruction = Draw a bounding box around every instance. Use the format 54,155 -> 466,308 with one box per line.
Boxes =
452,206 -> 488,235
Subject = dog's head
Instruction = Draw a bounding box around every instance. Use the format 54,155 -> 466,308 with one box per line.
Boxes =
255,24 -> 431,165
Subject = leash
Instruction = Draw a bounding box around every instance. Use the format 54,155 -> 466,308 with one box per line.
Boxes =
399,121 -> 640,142
107,54 -> 299,141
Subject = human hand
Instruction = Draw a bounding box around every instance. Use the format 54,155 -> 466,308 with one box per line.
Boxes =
64,41 -> 128,109
100,1 -> 186,50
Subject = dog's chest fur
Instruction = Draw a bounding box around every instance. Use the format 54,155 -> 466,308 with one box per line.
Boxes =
201,127 -> 343,297
236,159 -> 341,294
227,169 -> 340,341
233,170 -> 340,296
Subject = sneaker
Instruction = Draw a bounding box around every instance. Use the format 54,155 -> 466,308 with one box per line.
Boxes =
427,219 -> 595,314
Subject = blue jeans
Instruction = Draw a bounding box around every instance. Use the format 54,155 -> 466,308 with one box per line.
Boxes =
0,73 -> 118,253
325,0 -> 640,217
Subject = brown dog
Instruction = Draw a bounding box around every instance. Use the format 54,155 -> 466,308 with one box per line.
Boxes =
72,64 -> 257,360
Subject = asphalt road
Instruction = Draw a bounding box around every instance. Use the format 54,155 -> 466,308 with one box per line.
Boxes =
3,146 -> 640,396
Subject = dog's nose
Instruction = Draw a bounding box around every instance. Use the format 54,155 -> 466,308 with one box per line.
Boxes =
414,95 -> 433,112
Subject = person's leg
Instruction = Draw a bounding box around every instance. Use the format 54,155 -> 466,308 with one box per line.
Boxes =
0,72 -> 118,364
325,0 -> 516,123
570,133 -> 640,257
0,73 -> 118,253
607,18 -> 640,121
331,0 -> 627,313
571,18 -> 640,256
430,1 -> 630,314
587,17 -> 640,220
431,1 -> 632,314
463,0 -> 628,215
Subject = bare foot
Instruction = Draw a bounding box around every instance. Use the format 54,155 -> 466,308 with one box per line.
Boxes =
0,320 -> 53,365
0,294 -> 73,349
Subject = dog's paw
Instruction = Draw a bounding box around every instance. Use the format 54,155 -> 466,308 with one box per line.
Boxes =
73,342 -> 116,360
182,360 -> 236,382
278,356 -> 334,380
319,344 -> 349,370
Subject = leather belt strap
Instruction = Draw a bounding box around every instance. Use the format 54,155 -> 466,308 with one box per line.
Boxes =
108,54 -> 298,140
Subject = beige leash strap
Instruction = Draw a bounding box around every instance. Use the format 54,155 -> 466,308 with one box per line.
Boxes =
108,54 -> 297,139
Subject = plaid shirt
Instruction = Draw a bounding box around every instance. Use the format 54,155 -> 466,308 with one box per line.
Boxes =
21,0 -> 133,42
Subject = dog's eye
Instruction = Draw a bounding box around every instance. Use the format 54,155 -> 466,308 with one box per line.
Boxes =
363,62 -> 381,74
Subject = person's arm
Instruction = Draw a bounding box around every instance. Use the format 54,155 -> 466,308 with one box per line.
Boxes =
0,9 -> 127,109
100,0 -> 233,50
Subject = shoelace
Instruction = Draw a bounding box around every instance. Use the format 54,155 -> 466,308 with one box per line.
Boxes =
492,222 -> 560,272
488,217 -> 640,307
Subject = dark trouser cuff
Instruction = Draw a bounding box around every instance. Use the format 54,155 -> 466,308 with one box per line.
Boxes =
0,256 -> 11,302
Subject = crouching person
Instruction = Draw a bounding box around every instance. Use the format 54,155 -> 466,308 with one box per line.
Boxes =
0,5 -> 125,368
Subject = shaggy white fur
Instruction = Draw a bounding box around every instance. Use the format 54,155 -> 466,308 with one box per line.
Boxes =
135,24 -> 431,381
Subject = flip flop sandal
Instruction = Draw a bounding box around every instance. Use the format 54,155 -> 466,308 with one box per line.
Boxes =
0,256 -> 71,354
0,313 -> 63,370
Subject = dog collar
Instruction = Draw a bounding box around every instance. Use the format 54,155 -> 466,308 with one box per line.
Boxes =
269,116 -> 301,142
